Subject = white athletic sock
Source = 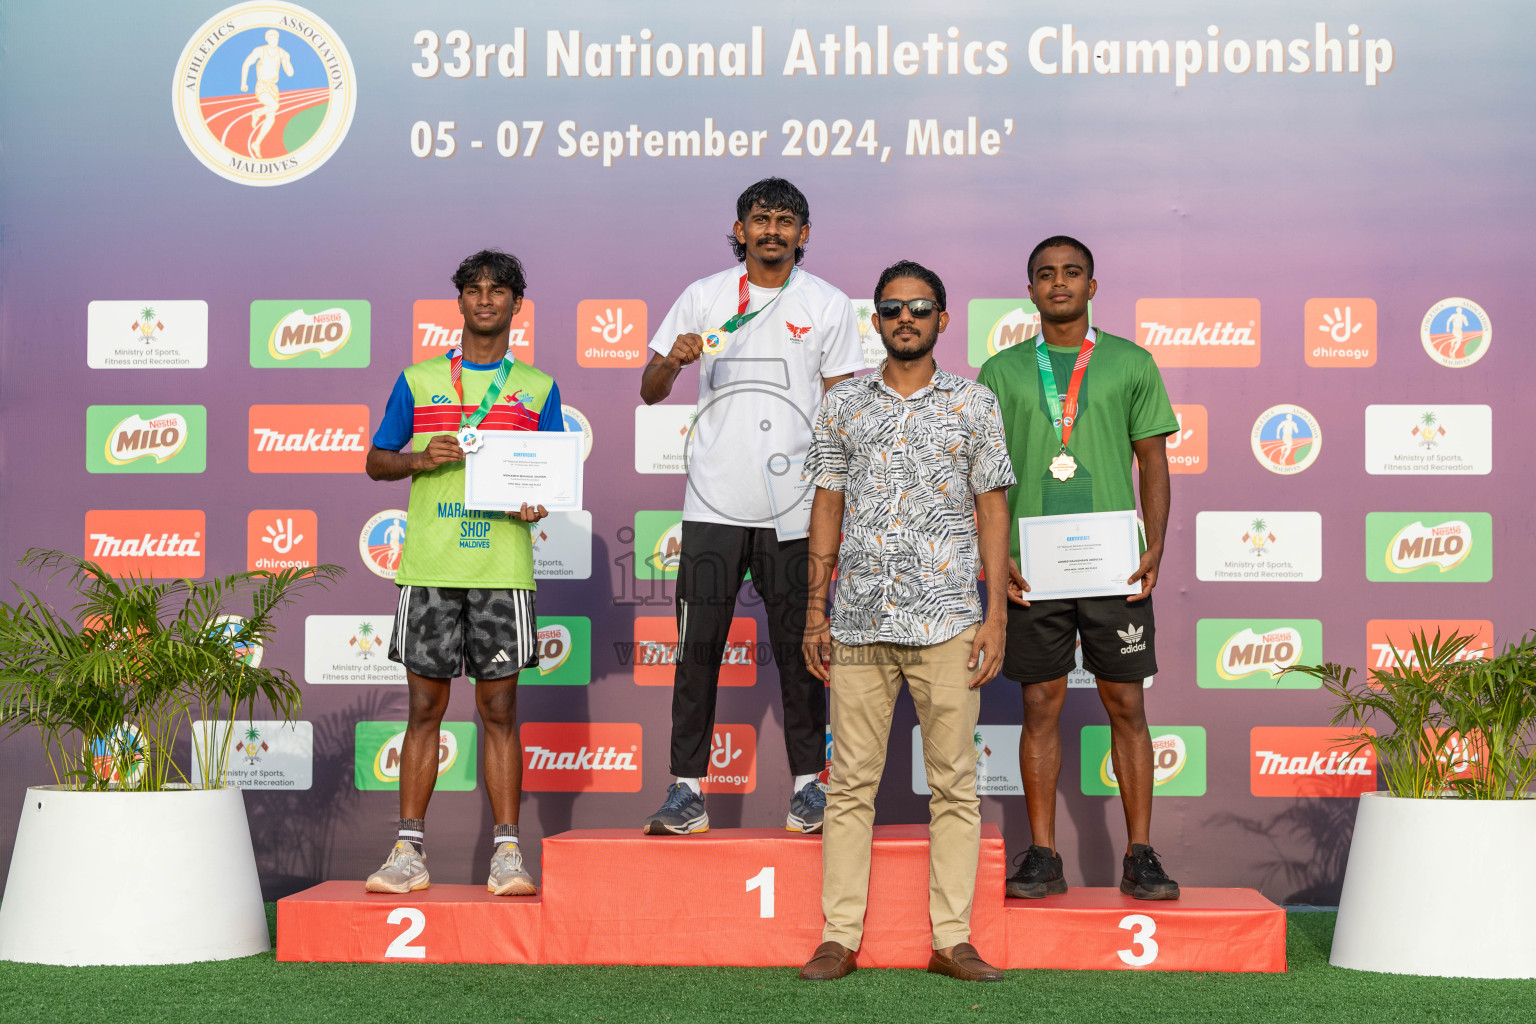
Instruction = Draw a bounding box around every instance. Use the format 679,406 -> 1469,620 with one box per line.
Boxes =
793,773 -> 820,792
675,777 -> 702,795
493,824 -> 518,847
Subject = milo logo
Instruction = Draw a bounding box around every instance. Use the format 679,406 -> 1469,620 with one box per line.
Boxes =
1387,520 -> 1471,573
538,624 -> 572,675
1218,626 -> 1304,681
1366,513 -> 1492,583
269,306 -> 353,359
1196,619 -> 1323,689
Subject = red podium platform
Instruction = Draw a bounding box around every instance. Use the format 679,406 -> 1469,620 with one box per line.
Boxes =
277,883 -> 541,964
1004,887 -> 1285,972
277,826 -> 1285,971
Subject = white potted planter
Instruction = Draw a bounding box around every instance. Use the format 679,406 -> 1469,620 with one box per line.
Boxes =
0,786 -> 269,965
1330,791 -> 1536,978
0,550 -> 341,965
1292,629 -> 1536,979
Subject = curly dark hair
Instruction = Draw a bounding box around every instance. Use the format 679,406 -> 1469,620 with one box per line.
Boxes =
874,259 -> 947,313
451,249 -> 527,297
726,177 -> 810,265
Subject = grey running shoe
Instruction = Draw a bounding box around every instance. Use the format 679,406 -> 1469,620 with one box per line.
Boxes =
642,782 -> 709,835
487,842 -> 537,896
786,780 -> 827,833
365,841 -> 429,894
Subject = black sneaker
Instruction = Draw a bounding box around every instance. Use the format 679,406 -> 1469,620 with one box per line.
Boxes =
641,783 -> 709,835
1006,845 -> 1067,899
786,781 -> 826,833
1120,844 -> 1180,900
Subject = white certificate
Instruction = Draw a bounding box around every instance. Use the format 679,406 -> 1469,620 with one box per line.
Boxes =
765,456 -> 814,541
1018,510 -> 1142,601
464,431 -> 584,513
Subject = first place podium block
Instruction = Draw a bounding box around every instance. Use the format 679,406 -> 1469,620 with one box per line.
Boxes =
540,824 -> 1006,968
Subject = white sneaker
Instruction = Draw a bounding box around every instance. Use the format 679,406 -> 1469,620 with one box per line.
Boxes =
365,841 -> 429,894
487,842 -> 537,896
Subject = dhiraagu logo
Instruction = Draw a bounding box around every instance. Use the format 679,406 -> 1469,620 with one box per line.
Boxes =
1197,619 -> 1323,688
633,511 -> 683,580
354,721 -> 476,791
1081,726 -> 1205,796
250,300 -> 370,367
87,406 -> 207,474
1367,513 -> 1492,582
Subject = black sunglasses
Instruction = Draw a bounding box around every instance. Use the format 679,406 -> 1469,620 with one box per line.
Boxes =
874,298 -> 939,319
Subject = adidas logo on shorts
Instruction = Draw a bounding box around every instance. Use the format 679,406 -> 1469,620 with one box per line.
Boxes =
491,649 -> 511,664
1117,624 -> 1148,655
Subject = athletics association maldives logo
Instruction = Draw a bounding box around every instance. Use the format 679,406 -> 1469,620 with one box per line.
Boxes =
1422,298 -> 1491,368
562,406 -> 594,460
1251,404 -> 1321,474
359,510 -> 407,579
172,3 -> 356,186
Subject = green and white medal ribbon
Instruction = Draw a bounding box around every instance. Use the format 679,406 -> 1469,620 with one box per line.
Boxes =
451,348 -> 515,454
703,267 -> 798,354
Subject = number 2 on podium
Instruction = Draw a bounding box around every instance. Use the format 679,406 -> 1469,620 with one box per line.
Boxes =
745,866 -> 775,918
386,907 -> 427,959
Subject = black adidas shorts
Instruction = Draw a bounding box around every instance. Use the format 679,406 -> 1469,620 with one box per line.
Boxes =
1003,594 -> 1157,685
388,585 -> 538,681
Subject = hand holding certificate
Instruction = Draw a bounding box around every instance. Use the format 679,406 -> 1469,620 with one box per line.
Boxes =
1017,510 -> 1142,601
464,431 -> 584,513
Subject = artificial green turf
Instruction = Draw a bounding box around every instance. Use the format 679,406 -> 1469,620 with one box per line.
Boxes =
0,909 -> 1530,1024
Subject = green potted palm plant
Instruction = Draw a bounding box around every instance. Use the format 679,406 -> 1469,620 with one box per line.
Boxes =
1289,629 -> 1536,979
0,549 -> 340,965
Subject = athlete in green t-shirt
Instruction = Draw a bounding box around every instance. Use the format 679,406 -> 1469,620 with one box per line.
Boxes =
977,236 -> 1181,901
362,249 -> 562,898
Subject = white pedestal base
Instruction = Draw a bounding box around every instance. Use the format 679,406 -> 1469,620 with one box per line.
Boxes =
1331,790 -> 1536,978
0,786 -> 270,965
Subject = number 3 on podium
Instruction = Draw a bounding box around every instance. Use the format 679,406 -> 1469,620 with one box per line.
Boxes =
1117,913 -> 1158,966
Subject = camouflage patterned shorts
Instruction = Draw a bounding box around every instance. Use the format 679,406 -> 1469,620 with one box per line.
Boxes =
388,585 -> 538,681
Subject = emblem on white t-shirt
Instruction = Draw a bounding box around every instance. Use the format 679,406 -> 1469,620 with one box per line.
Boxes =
785,321 -> 812,342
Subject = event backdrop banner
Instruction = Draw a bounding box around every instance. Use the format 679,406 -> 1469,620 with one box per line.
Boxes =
1,0 -> 1530,905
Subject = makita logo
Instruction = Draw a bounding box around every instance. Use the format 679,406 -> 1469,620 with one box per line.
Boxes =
413,298 -> 535,363
636,639 -> 753,667
1134,299 -> 1261,367
248,405 -> 370,473
83,510 -> 206,578
1365,620 -> 1493,672
1249,726 -> 1377,797
1254,749 -> 1372,777
524,745 -> 637,772
1138,321 -> 1254,346
520,722 -> 643,792
253,427 -> 366,452
90,531 -> 201,558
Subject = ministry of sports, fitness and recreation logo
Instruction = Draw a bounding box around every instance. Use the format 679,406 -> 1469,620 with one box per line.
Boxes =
1250,404 -> 1320,475
359,510 -> 407,579
172,3 -> 356,187
1421,298 -> 1491,368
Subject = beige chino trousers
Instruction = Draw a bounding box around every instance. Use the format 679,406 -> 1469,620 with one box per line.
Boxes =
821,623 -> 982,951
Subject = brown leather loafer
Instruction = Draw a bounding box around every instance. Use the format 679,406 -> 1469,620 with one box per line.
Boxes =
799,941 -> 857,980
926,942 -> 1003,982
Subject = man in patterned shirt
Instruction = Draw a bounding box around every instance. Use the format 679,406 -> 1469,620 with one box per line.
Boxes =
797,260 -> 1016,983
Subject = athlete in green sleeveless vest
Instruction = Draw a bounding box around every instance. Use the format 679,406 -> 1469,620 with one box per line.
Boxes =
362,250 -> 564,897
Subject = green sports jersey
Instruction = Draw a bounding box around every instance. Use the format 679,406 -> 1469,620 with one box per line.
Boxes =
393,355 -> 559,589
977,329 -> 1178,561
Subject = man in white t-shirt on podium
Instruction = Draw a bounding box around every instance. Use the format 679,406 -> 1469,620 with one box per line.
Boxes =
638,177 -> 864,835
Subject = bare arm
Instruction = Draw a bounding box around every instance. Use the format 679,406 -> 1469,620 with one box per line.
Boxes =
639,335 -> 704,405
801,486 -> 845,684
1128,434 -> 1171,600
969,487 -> 1011,687
822,372 -> 853,392
365,436 -> 462,481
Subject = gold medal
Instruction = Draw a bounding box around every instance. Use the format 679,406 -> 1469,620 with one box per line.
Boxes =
702,329 -> 728,353
1049,452 -> 1077,481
